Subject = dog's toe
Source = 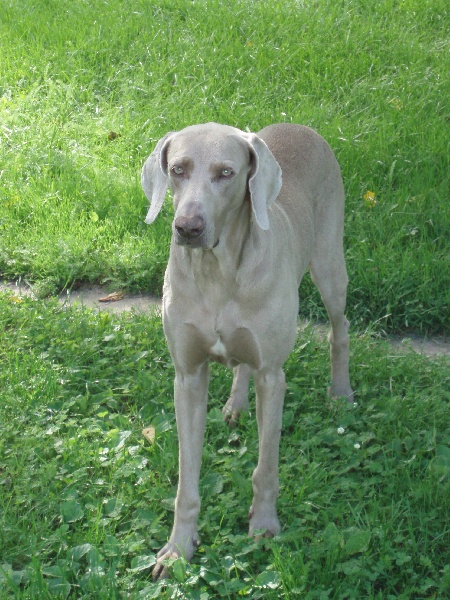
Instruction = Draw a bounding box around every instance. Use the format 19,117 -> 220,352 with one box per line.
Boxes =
222,405 -> 240,427
152,551 -> 179,581
152,562 -> 169,581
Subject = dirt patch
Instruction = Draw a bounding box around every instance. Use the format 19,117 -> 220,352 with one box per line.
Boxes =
59,283 -> 162,314
1,280 -> 161,314
1,279 -> 448,358
387,334 -> 449,357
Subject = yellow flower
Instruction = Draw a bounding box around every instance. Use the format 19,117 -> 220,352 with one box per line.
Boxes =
389,98 -> 403,110
363,191 -> 377,208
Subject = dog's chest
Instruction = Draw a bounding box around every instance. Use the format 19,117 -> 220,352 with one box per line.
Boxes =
167,252 -> 286,371
197,285 -> 264,369
207,325 -> 262,370
210,337 -> 227,360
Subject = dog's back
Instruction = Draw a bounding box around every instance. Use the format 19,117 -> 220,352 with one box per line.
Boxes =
259,123 -> 345,217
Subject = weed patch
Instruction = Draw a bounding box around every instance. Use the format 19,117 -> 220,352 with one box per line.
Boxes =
0,295 -> 448,598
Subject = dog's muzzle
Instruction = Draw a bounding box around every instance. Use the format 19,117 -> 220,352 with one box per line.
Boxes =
174,215 -> 206,246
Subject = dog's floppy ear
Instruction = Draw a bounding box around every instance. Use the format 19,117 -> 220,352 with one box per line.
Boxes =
141,132 -> 175,224
242,133 -> 282,230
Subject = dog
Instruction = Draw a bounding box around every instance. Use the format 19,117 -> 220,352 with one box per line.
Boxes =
141,122 -> 353,579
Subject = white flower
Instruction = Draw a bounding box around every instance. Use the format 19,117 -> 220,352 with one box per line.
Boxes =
337,427 -> 345,435
354,443 -> 361,449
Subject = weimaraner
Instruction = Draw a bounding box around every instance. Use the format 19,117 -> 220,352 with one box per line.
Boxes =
142,122 -> 354,579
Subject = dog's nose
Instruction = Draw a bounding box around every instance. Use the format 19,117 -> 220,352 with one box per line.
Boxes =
174,215 -> 205,239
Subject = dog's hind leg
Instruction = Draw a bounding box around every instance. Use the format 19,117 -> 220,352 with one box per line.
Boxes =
310,247 -> 354,402
223,364 -> 251,425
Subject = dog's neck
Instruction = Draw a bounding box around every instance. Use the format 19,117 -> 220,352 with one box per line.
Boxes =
211,197 -> 252,273
176,197 -> 264,294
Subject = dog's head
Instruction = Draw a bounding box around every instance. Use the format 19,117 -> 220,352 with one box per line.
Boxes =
141,122 -> 282,248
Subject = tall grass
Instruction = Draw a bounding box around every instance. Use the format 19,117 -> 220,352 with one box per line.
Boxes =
0,0 -> 448,332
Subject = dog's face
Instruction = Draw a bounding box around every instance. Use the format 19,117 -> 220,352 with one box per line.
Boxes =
142,122 -> 282,241
164,125 -> 252,249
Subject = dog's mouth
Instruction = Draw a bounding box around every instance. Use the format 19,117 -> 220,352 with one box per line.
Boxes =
173,225 -> 219,250
175,236 -> 220,250
175,235 -> 204,248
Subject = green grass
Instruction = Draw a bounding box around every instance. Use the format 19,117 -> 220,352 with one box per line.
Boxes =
0,2 -> 449,597
0,0 -> 448,333
0,294 -> 449,598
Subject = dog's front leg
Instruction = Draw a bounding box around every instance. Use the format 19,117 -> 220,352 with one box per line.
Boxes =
152,363 -> 209,580
249,368 -> 286,537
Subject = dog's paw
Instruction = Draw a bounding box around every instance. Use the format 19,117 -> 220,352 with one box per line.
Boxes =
248,506 -> 281,539
328,385 -> 355,403
152,550 -> 179,581
151,536 -> 199,581
222,396 -> 249,427
222,405 -> 240,427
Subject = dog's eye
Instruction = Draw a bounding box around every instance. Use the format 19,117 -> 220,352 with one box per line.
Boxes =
171,165 -> 185,176
220,168 -> 234,178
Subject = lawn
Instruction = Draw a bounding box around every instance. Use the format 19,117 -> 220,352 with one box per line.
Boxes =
0,296 -> 449,598
0,0 -> 448,332
0,0 -> 449,598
